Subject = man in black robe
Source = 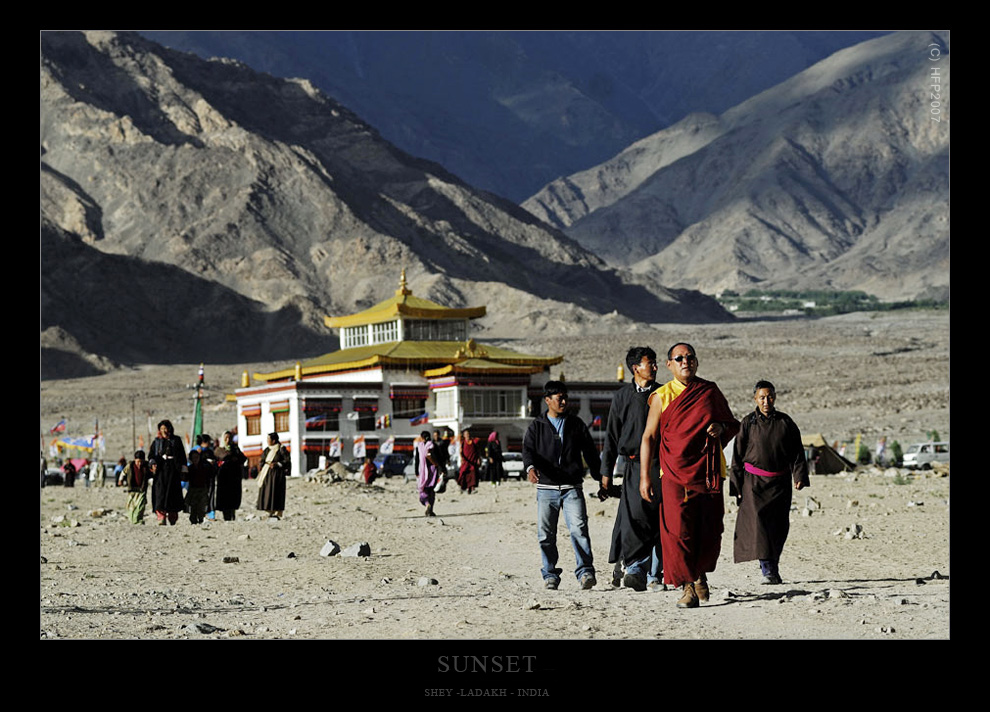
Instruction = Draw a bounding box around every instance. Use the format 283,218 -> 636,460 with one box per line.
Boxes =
600,347 -> 663,591
730,380 -> 810,584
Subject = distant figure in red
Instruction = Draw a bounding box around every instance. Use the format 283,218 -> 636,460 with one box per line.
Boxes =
362,457 -> 378,485
457,429 -> 481,494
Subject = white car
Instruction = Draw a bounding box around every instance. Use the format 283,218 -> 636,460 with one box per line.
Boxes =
502,452 -> 525,478
901,441 -> 949,469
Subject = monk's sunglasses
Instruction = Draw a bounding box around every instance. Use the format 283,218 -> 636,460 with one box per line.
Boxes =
672,354 -> 697,363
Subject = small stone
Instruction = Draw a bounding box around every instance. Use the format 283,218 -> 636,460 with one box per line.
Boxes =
341,542 -> 371,557
286,552 -> 296,558
222,556 -> 239,564
526,600 -> 541,610
320,540 -> 341,557
418,577 -> 439,586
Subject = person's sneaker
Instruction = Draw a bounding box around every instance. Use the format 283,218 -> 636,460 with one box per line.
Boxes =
694,573 -> 710,602
611,563 -> 623,587
580,573 -> 597,590
676,582 -> 699,608
545,578 -> 559,590
761,573 -> 782,585
622,572 -> 647,591
647,580 -> 668,592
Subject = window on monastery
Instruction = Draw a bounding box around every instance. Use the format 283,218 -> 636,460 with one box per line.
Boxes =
404,319 -> 467,342
462,389 -> 524,418
245,414 -> 261,436
392,398 -> 427,420
304,400 -> 341,431
434,389 -> 457,419
371,320 -> 399,344
354,399 -> 379,432
342,326 -> 370,349
274,410 -> 290,433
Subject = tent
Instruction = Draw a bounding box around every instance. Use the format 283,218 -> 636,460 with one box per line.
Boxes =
724,433 -> 856,475
801,433 -> 856,474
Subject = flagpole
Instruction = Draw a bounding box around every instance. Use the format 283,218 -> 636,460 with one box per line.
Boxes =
189,364 -> 205,449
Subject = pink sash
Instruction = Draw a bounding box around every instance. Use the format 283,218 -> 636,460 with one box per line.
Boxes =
744,462 -> 785,477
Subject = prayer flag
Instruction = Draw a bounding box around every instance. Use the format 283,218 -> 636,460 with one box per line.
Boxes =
409,412 -> 429,426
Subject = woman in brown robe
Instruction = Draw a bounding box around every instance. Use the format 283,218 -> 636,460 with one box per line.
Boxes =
256,432 -> 290,518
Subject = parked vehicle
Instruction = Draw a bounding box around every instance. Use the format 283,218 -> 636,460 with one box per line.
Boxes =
901,441 -> 949,469
373,453 -> 411,478
502,452 -> 525,478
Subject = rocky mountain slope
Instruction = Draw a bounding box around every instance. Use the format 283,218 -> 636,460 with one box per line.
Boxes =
139,31 -> 888,203
523,31 -> 950,301
40,31 -> 729,374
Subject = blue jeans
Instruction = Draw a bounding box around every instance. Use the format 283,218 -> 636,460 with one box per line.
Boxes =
625,544 -> 662,584
537,487 -> 595,583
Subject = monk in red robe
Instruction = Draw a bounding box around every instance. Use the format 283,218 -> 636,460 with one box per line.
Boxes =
640,343 -> 739,608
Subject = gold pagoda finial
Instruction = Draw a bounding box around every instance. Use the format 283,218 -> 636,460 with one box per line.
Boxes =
396,268 -> 411,297
617,364 -> 625,382
241,370 -> 250,388
295,361 -> 303,381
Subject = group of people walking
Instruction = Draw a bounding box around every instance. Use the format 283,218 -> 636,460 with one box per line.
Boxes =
413,428 -> 507,517
522,342 -> 810,609
115,421 -> 290,525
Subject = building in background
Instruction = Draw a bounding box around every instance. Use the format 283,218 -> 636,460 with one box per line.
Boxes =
235,272 -> 621,476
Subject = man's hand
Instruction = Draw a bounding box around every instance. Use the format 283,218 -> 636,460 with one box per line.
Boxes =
639,477 -> 654,503
527,467 -> 539,484
706,422 -> 724,438
795,481 -> 805,490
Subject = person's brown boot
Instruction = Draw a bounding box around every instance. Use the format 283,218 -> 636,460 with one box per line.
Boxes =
695,574 -> 709,602
677,582 -> 699,608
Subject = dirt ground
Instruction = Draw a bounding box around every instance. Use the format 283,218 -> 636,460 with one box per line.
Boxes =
39,310 -> 950,683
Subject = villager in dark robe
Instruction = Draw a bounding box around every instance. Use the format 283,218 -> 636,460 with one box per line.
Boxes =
148,420 -> 187,525
486,432 -> 505,485
602,376 -> 662,589
730,384 -> 809,583
185,450 -> 215,524
212,432 -> 244,520
256,433 -> 290,517
62,462 -> 77,487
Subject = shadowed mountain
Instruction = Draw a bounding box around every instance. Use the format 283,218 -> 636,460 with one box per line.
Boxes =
139,30 -> 889,203
41,31 -> 731,374
523,31 -> 949,301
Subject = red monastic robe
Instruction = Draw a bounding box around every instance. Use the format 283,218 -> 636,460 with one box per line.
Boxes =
658,378 -> 739,586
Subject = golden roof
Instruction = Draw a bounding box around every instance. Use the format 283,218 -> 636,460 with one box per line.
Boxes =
253,339 -> 562,382
324,270 -> 486,329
